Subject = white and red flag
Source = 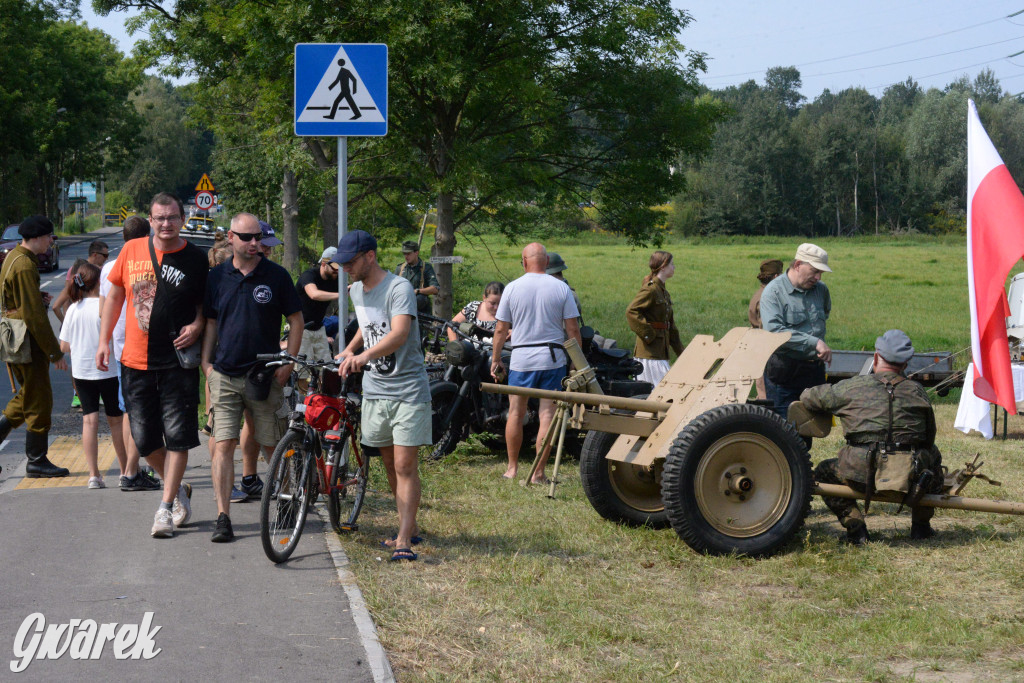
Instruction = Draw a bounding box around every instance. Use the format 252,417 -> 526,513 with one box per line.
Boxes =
967,99 -> 1024,413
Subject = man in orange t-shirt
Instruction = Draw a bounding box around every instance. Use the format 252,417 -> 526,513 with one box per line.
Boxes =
98,192 -> 208,539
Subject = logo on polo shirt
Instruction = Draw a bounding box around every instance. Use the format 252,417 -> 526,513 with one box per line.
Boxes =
253,285 -> 273,304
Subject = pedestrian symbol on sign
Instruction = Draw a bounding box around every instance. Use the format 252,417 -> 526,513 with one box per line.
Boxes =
326,60 -> 361,120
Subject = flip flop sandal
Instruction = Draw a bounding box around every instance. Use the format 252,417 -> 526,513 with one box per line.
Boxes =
381,535 -> 423,547
390,547 -> 418,562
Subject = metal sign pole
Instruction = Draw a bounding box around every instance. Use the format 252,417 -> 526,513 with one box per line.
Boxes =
338,135 -> 348,350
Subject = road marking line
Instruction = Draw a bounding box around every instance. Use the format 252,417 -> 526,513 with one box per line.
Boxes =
316,506 -> 395,683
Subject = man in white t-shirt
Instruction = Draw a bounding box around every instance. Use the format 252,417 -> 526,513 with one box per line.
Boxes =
98,216 -> 159,491
491,242 -> 581,482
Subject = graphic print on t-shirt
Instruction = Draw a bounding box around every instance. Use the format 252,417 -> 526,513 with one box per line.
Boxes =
132,278 -> 157,331
355,306 -> 395,375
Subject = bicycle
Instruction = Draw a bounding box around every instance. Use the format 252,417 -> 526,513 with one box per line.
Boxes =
256,351 -> 370,564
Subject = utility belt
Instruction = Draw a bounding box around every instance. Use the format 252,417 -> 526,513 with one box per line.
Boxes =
303,320 -> 324,332
508,341 -> 566,364
847,439 -> 920,451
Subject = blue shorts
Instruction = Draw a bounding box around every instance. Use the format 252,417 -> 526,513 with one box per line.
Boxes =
508,366 -> 566,391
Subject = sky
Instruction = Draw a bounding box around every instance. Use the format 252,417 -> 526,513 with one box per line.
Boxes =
677,0 -> 1024,97
81,1 -> 1024,98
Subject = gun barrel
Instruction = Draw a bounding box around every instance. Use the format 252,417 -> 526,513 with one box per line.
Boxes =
481,382 -> 671,414
814,483 -> 1024,515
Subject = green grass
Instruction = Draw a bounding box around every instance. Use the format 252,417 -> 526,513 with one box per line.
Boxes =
436,234 -> 1001,356
340,403 -> 1024,682
327,234 -> 1024,681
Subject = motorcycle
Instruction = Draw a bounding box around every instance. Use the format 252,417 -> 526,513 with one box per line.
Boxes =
427,319 -> 652,460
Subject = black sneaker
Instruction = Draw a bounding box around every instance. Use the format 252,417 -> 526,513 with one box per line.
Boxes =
211,513 -> 234,543
121,470 -> 160,492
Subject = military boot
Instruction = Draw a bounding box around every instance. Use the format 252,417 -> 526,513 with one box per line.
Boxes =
25,432 -> 68,478
910,522 -> 935,540
844,520 -> 870,546
0,413 -> 13,444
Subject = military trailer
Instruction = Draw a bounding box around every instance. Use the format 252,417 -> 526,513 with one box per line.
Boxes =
483,328 -> 1023,557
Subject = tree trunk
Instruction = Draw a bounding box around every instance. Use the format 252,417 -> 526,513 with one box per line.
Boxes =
320,190 -> 338,252
433,190 -> 455,319
281,168 -> 299,273
853,150 -> 859,233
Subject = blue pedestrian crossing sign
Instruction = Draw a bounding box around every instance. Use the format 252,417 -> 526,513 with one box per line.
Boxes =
294,43 -> 388,137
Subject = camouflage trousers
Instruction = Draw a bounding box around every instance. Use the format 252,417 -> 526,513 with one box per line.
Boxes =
814,458 -> 938,529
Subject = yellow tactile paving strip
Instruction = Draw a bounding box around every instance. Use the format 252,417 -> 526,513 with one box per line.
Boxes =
15,436 -> 118,489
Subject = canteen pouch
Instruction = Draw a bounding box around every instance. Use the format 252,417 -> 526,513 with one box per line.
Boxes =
0,317 -> 30,364
873,449 -> 916,493
0,253 -> 31,364
245,362 -> 275,401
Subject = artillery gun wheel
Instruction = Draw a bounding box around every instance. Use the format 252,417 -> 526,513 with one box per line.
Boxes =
580,395 -> 669,528
661,404 -> 812,558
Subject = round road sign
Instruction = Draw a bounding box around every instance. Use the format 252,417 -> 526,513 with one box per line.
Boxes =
195,191 -> 215,211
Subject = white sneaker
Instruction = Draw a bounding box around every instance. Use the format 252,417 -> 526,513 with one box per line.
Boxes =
88,477 -> 105,489
172,482 -> 192,527
151,508 -> 174,538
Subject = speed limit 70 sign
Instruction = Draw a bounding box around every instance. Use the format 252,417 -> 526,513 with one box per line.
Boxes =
195,191 -> 215,211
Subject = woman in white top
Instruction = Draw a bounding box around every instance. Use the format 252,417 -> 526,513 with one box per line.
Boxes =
58,263 -> 127,489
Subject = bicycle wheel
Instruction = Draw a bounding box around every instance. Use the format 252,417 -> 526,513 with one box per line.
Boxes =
326,434 -> 369,533
260,429 -> 315,563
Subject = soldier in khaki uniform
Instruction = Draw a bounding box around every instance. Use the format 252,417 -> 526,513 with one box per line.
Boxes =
626,250 -> 683,386
0,216 -> 70,477
800,330 -> 942,545
394,240 -> 439,314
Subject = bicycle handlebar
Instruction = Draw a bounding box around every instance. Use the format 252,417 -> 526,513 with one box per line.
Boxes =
256,351 -> 340,372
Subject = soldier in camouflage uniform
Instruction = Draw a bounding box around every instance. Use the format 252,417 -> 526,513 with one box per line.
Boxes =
801,330 -> 942,545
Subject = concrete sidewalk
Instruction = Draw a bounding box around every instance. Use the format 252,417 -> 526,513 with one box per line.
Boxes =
0,437 -> 391,681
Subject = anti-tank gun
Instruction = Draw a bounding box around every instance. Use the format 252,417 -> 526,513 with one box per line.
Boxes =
483,327 -> 1024,558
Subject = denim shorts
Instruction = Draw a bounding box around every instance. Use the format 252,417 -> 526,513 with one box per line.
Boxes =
508,366 -> 566,391
121,365 -> 200,456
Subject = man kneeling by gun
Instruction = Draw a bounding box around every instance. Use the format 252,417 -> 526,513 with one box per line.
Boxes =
799,329 -> 942,546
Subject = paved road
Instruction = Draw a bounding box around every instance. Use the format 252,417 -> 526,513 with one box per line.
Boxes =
0,226 -> 391,680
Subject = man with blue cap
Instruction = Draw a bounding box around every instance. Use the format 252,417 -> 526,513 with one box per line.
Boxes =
336,230 -> 431,561
798,329 -> 943,545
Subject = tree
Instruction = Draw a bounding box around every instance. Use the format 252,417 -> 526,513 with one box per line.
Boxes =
94,0 -> 722,316
0,1 -> 141,223
108,77 -> 213,209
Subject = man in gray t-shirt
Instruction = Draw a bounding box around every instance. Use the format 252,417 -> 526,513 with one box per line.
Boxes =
492,242 -> 581,483
337,231 -> 430,561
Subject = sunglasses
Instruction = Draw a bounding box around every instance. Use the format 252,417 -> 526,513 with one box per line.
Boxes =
231,230 -> 263,242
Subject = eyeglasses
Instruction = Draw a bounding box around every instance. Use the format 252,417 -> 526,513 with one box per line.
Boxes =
341,252 -> 366,269
231,230 -> 263,242
327,263 -> 340,273
151,214 -> 182,224
95,252 -> 109,259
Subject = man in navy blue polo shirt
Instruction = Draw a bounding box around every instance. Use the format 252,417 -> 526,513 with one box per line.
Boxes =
200,212 -> 303,542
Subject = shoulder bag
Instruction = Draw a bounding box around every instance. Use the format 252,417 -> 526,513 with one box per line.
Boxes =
0,254 -> 32,364
148,238 -> 201,369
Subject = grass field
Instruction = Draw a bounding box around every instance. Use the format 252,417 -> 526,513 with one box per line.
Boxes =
337,235 -> 1024,682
